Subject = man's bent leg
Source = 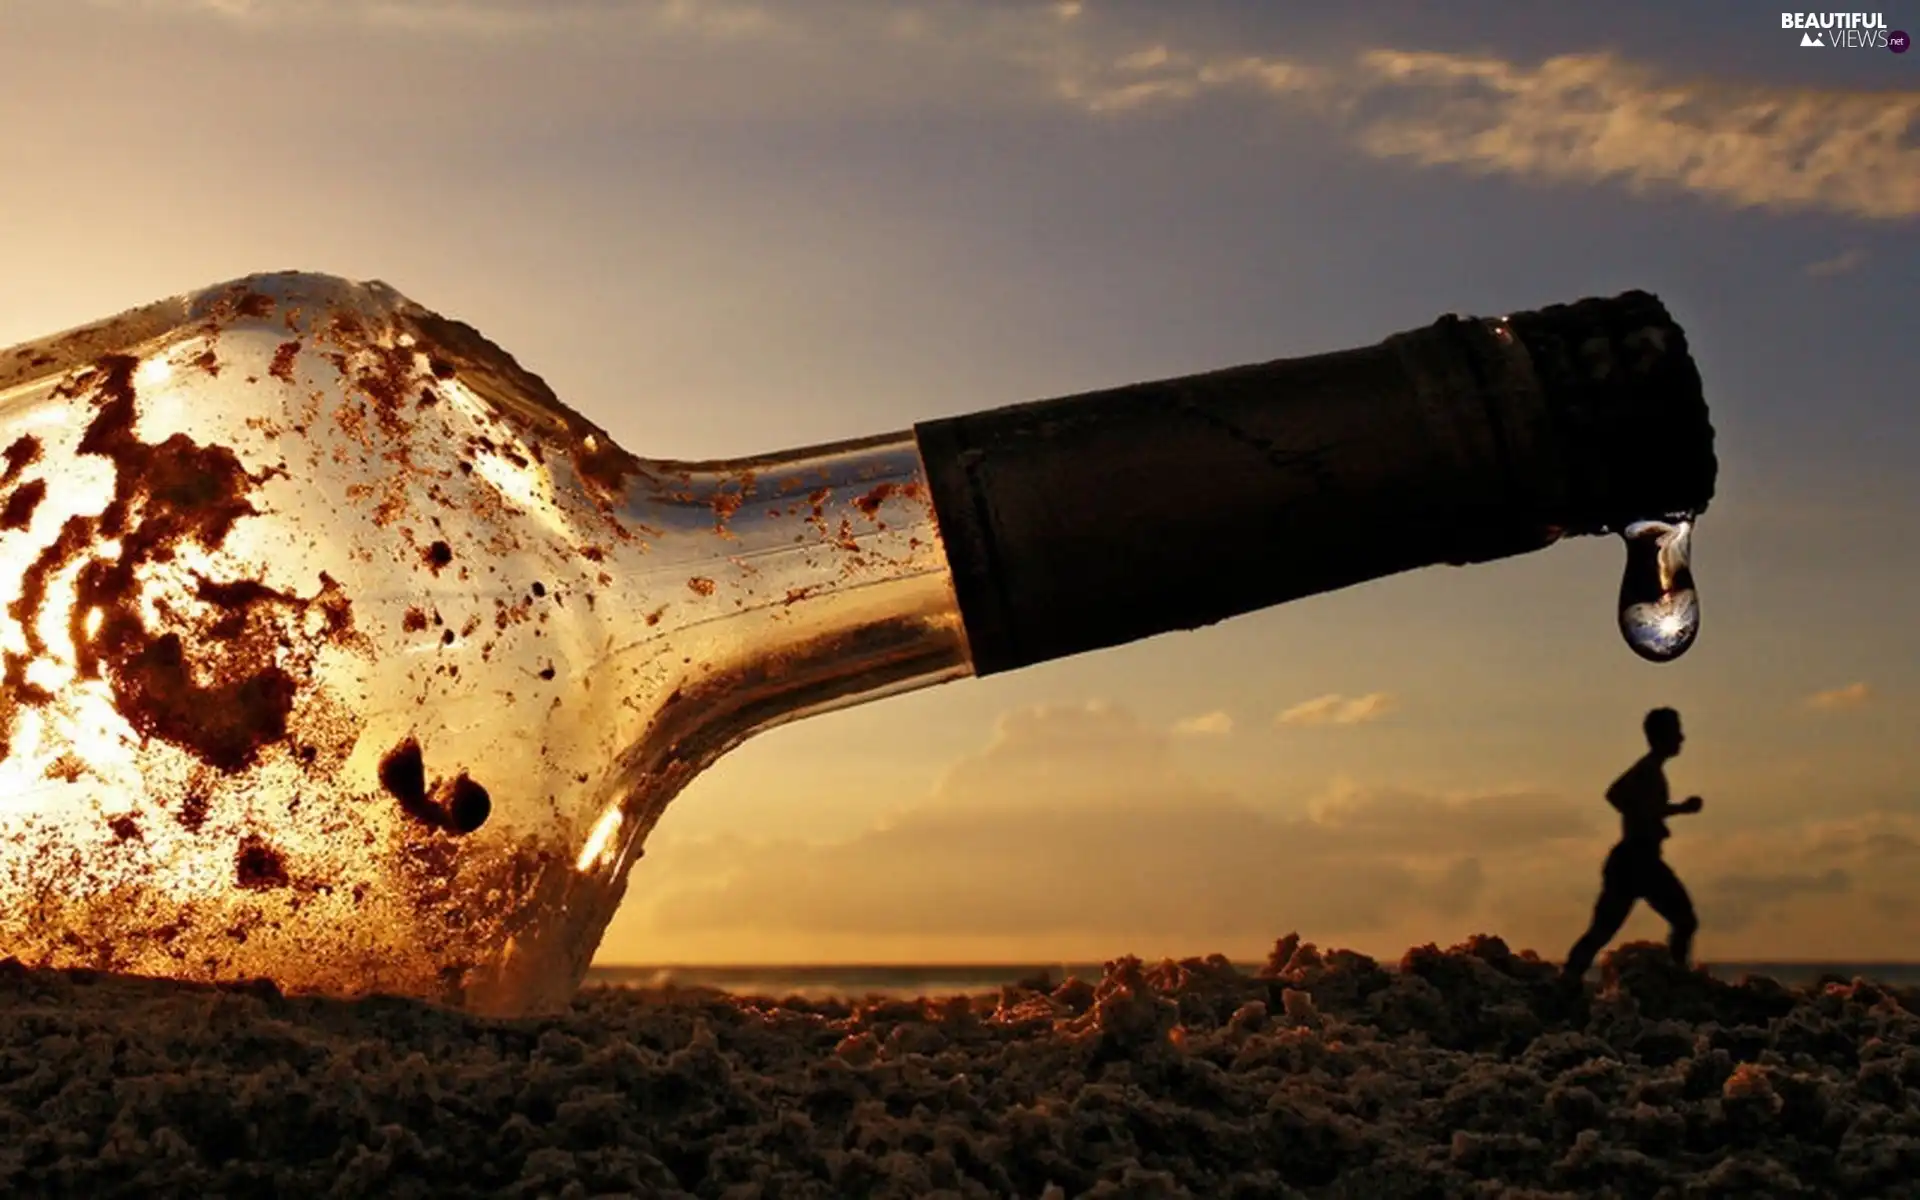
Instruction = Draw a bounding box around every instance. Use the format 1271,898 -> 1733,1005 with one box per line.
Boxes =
1564,878 -> 1637,980
1642,859 -> 1699,969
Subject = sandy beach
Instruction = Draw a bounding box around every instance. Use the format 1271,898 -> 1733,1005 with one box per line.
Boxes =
3,934 -> 1916,1198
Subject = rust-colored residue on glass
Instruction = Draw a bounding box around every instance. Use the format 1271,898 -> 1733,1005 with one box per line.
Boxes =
0,276 -> 670,1013
0,273 -> 965,1016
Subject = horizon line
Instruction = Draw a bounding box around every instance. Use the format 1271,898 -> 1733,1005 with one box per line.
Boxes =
589,958 -> 1920,971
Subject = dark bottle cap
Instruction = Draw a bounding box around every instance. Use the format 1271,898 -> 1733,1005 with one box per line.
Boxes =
1500,290 -> 1716,535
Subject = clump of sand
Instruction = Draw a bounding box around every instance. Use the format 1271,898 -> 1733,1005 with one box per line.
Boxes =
3,936 -> 1917,1198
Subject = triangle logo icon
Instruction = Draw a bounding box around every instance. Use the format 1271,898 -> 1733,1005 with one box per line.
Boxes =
1800,31 -> 1824,46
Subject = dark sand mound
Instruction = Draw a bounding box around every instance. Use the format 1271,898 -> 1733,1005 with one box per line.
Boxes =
3,936 -> 1918,1198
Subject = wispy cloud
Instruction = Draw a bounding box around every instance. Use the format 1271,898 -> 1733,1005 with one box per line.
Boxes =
1065,43 -> 1920,220
1276,692 -> 1398,728
1805,248 -> 1867,277
85,0 -> 780,38
81,1 -> 1920,220
1706,867 -> 1853,932
633,704 -> 1577,950
1805,681 -> 1873,711
1344,51 -> 1920,222
1306,778 -> 1590,851
1171,710 -> 1234,737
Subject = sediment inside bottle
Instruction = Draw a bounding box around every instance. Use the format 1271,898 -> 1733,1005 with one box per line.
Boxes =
0,275 -> 968,1013
0,280 -> 668,1011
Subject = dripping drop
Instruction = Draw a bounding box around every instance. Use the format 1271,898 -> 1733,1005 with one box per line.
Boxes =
1618,516 -> 1699,663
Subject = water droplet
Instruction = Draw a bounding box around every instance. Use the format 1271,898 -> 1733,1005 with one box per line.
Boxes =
1618,517 -> 1699,662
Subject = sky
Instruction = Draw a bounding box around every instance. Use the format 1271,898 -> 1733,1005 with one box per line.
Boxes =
1,0 -> 1916,967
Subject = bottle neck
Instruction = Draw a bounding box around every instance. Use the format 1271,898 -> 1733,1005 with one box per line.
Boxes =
914,293 -> 1714,675
604,431 -> 971,781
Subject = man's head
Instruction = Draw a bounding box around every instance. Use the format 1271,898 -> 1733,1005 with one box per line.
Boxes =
1643,706 -> 1684,756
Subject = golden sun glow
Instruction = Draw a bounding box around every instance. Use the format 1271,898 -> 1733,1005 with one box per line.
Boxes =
134,357 -> 174,388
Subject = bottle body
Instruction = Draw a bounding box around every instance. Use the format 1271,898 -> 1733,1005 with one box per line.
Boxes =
0,275 -> 967,1013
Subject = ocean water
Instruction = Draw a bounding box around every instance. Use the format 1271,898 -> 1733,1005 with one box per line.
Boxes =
584,960 -> 1920,1000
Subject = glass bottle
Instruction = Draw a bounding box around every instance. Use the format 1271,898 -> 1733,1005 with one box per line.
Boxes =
0,273 -> 1715,1014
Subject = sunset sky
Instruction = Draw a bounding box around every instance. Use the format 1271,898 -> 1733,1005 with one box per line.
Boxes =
2,0 -> 1916,967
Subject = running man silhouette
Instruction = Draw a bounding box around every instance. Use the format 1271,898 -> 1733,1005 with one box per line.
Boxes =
1562,707 -> 1702,981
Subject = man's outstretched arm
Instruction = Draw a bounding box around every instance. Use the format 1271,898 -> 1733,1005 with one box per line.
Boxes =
1665,795 -> 1704,815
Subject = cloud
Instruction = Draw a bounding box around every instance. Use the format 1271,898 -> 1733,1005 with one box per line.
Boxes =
1343,51 -> 1920,222
1804,822 -> 1920,862
1805,681 -> 1873,711
1307,780 -> 1593,852
1069,44 -> 1920,220
1805,248 -> 1867,278
1171,710 -> 1233,737
1706,867 -> 1851,933
1868,891 -> 1914,919
927,701 -> 1179,812
1074,37 -> 1920,221
632,704 -> 1585,950
1276,692 -> 1398,727
76,1 -> 1920,220
85,0 -> 781,37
